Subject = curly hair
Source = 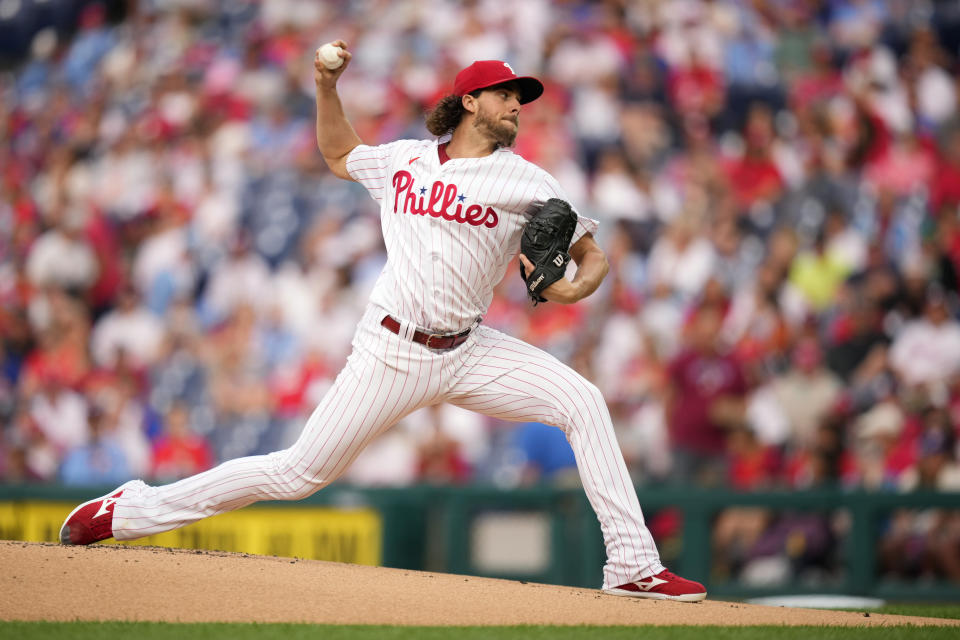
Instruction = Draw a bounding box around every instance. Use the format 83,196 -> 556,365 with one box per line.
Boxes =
425,92 -> 478,137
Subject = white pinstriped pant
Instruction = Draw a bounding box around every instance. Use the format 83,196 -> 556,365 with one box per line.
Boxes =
113,305 -> 664,588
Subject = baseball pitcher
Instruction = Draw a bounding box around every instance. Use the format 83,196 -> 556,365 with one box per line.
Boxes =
60,42 -> 706,601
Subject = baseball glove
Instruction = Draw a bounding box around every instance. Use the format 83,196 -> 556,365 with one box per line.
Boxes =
519,198 -> 578,304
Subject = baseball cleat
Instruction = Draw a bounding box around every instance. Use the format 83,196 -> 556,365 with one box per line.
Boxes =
59,480 -> 138,545
603,569 -> 707,602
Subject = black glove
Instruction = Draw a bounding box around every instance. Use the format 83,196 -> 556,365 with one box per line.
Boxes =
519,198 -> 578,304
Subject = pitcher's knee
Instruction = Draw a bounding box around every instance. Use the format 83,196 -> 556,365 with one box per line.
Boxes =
570,378 -> 606,412
268,450 -> 328,500
555,378 -> 609,433
283,477 -> 323,500
583,380 -> 606,407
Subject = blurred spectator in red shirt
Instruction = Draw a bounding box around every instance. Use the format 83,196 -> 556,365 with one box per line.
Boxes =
724,104 -> 784,214
788,38 -> 844,113
667,49 -> 725,119
726,426 -> 781,491
667,304 -> 749,486
416,406 -> 471,485
863,129 -> 936,198
151,402 -> 214,483
929,125 -> 960,217
20,287 -> 93,391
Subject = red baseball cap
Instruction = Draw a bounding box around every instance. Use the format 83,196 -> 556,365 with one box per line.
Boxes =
453,60 -> 544,104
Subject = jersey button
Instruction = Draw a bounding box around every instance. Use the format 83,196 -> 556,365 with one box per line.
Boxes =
431,254 -> 440,262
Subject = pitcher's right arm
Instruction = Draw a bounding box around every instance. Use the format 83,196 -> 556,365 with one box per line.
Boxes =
314,40 -> 362,181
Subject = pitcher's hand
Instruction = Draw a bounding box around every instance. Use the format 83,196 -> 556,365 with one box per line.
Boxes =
314,40 -> 352,89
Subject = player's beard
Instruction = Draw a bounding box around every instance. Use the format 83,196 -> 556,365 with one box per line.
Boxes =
473,107 -> 518,148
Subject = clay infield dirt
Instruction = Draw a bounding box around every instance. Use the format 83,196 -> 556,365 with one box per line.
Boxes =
1,541 -> 956,626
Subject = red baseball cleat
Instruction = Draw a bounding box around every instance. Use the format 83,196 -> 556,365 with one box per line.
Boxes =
59,481 -> 137,545
603,569 -> 707,602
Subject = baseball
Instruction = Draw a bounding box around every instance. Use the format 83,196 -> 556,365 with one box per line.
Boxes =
318,43 -> 344,70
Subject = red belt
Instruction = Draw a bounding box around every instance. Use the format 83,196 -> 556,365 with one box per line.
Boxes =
380,315 -> 472,350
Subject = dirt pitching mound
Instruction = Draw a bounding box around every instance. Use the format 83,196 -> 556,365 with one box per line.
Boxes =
0,541 -> 954,627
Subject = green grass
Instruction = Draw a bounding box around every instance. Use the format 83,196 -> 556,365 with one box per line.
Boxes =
1,623 -> 957,640
862,604 -> 960,620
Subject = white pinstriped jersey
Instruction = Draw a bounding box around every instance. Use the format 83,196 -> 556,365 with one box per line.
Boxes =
346,139 -> 599,333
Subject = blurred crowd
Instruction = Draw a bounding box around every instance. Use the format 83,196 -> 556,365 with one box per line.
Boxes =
2,0 -> 960,577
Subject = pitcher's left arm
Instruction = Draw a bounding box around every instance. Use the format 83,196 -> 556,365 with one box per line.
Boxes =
519,233 -> 609,304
